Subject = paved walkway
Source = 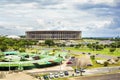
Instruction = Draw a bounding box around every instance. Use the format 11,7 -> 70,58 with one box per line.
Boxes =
84,66 -> 120,75
69,72 -> 120,80
0,72 -> 38,80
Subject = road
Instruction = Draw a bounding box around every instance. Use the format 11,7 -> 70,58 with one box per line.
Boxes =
70,72 -> 120,80
84,66 -> 120,75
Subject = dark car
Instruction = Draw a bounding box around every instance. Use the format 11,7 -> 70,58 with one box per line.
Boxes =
54,73 -> 59,78
64,71 -> 69,76
74,69 -> 80,74
43,75 -> 49,80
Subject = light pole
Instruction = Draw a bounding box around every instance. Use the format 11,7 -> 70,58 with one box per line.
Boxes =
19,61 -> 21,71
59,54 -> 62,72
75,58 -> 77,70
9,55 -> 10,72
60,55 -> 62,72
116,41 -> 117,52
80,68 -> 85,76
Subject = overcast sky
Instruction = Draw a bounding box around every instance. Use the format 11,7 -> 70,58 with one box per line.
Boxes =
0,0 -> 120,37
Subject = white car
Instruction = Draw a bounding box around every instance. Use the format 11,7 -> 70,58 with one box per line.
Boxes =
59,72 -> 64,77
49,73 -> 54,79
54,73 -> 59,78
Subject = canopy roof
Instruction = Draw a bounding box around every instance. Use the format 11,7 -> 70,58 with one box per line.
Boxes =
3,51 -> 19,55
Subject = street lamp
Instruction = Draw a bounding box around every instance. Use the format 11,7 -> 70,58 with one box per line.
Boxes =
79,68 -> 85,76
60,55 -> 62,72
9,55 -> 10,72
59,54 -> 62,72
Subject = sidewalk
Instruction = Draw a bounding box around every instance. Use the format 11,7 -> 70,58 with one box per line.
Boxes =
83,66 -> 120,75
0,72 -> 38,80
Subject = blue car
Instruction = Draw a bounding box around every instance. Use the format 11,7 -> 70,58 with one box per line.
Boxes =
43,75 -> 49,80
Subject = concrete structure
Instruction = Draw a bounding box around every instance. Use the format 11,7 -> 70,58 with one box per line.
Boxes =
6,35 -> 20,39
26,31 -> 81,40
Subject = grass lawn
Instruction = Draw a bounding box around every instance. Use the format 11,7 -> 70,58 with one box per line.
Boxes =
65,47 -> 120,56
88,59 -> 120,69
66,47 -> 120,69
69,52 -> 120,69
71,57 -> 120,69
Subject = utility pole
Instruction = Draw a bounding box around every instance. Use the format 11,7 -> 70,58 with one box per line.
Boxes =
9,56 -> 10,72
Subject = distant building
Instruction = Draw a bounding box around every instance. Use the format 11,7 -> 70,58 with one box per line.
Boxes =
26,31 -> 81,40
99,40 -> 114,45
6,35 -> 20,39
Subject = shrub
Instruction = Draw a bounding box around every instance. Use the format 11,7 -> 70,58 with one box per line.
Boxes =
75,46 -> 79,49
104,61 -> 109,67
70,44 -> 74,47
19,48 -> 25,52
90,55 -> 95,60
45,39 -> 54,47
109,48 -> 116,53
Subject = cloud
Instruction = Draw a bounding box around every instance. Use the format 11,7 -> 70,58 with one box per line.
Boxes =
0,0 -> 119,37
108,17 -> 120,29
0,0 -> 61,6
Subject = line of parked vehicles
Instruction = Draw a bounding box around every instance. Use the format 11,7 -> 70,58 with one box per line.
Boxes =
43,71 -> 69,80
42,68 -> 85,80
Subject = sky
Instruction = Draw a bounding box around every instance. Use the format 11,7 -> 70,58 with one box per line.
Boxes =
0,0 -> 120,37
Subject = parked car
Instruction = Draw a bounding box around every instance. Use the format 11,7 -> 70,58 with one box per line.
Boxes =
66,61 -> 72,64
54,72 -> 59,78
59,72 -> 64,77
43,75 -> 49,80
75,69 -> 80,74
64,71 -> 69,76
49,73 -> 54,79
74,69 -> 80,76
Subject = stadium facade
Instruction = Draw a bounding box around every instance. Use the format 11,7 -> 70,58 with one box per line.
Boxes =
26,31 -> 81,40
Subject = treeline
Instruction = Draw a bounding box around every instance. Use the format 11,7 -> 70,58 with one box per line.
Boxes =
0,37 -> 37,52
44,39 -> 120,50
86,42 -> 120,51
72,41 -> 120,53
83,37 -> 120,41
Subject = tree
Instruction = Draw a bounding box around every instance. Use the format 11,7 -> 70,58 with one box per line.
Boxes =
109,48 -> 116,53
75,44 -> 82,49
60,43 -> 66,47
110,43 -> 116,48
70,44 -> 74,47
90,55 -> 95,60
0,45 -> 7,52
87,43 -> 92,49
104,61 -> 109,67
45,39 -> 54,47
115,41 -> 120,48
96,44 -> 104,50
19,48 -> 25,52
0,36 -> 37,52
0,52 -> 4,62
87,43 -> 104,51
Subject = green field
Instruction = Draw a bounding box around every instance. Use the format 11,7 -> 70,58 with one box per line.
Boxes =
88,59 -> 120,69
65,47 -> 120,56
65,47 -> 120,69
